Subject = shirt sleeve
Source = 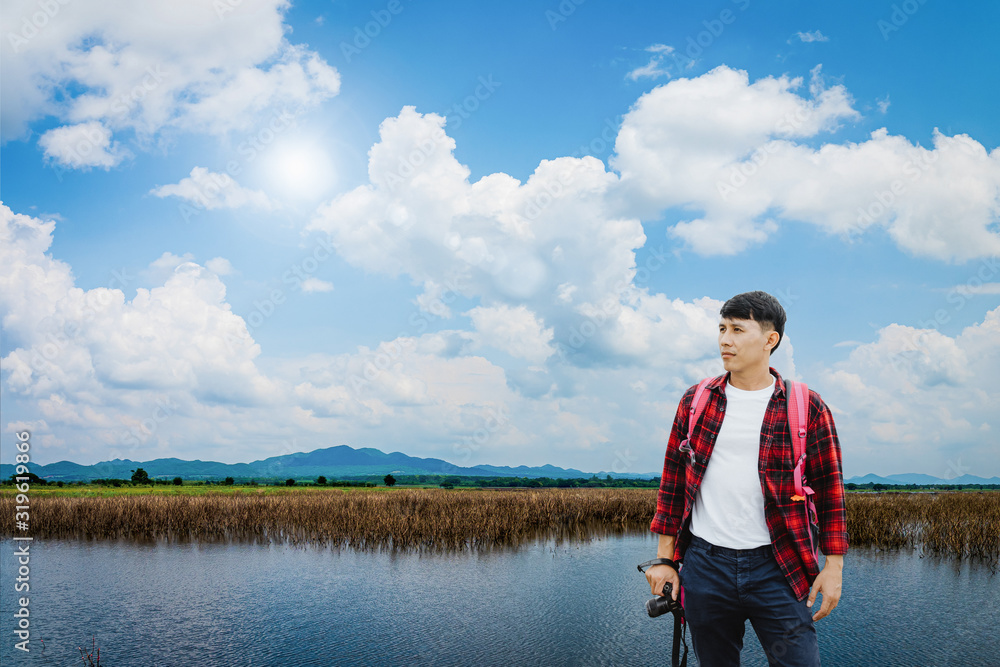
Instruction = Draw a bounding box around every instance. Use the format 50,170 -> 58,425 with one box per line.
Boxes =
650,386 -> 695,536
807,391 -> 849,556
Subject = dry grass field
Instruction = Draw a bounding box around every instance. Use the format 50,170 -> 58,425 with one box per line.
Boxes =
2,488 -> 997,563
0,488 -> 651,551
846,491 -> 999,561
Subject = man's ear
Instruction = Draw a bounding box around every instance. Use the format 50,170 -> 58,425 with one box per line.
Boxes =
765,330 -> 780,351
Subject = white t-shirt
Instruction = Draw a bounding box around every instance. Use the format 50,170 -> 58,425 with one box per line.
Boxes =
690,377 -> 774,549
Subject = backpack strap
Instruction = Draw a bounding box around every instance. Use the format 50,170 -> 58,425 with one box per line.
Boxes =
785,379 -> 814,501
677,377 -> 714,466
786,379 -> 821,564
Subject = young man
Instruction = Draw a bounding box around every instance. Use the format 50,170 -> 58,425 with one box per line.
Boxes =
645,291 -> 847,667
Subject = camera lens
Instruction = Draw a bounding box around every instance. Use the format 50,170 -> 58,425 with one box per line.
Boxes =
646,594 -> 677,618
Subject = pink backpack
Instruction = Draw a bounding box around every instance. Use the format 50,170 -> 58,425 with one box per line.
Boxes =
680,376 -> 820,563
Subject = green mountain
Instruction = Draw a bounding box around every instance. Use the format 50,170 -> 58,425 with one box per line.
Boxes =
1,444 -> 656,482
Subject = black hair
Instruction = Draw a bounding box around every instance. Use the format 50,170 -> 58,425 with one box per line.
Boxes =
720,291 -> 786,354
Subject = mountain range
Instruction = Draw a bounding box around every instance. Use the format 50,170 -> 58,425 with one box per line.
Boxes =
843,473 -> 1000,485
2,445 -> 997,485
0,445 -> 656,482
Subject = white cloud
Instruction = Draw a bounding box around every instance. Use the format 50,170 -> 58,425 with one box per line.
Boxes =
466,304 -> 555,363
626,44 -> 678,81
4,195 -> 997,477
306,106 -> 714,373
4,419 -> 50,435
946,282 -> 1000,296
2,0 -> 339,161
613,66 -> 859,213
38,121 -> 128,168
301,278 -> 334,293
612,65 -> 1000,261
0,202 -> 664,470
627,56 -> 671,81
792,30 -> 829,43
6,61 -> 1000,476
820,307 -> 1000,477
144,251 -> 199,287
0,203 -> 280,461
150,167 -> 275,210
149,251 -> 194,271
205,257 -> 234,276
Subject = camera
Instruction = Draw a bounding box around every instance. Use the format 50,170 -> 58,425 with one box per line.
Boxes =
646,588 -> 683,618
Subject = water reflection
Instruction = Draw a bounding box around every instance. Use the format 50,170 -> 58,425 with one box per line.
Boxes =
1,536 -> 997,666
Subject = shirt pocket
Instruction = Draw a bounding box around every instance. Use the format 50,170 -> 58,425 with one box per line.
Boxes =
763,436 -> 795,498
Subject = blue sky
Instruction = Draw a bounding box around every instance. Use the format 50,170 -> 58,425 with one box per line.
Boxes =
1,0 -> 998,479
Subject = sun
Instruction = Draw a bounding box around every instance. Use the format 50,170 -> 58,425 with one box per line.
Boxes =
264,140 -> 337,202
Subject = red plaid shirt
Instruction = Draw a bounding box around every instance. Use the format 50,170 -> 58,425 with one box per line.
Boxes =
651,368 -> 848,600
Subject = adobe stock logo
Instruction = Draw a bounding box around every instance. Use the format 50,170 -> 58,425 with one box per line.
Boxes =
877,0 -> 929,41
6,0 -> 73,53
339,0 -> 409,62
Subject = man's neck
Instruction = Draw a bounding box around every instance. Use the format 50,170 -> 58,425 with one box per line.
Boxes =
728,366 -> 774,391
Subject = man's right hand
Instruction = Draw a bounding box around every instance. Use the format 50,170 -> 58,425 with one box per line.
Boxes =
645,562 -> 681,600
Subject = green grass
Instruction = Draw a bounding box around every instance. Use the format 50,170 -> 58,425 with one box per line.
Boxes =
0,483 -> 377,498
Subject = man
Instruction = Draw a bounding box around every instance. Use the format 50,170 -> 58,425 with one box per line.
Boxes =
645,291 -> 847,666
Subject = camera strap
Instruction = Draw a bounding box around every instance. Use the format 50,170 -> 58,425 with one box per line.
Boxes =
638,559 -> 688,667
636,557 -> 679,573
672,610 -> 688,667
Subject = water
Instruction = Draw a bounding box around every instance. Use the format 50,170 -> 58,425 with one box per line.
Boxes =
1,535 -> 997,666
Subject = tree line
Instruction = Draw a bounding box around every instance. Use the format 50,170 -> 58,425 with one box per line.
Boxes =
9,471 -> 998,492
846,482 -> 1000,491
5,469 -> 659,489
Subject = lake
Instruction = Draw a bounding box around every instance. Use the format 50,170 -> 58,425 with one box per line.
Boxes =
1,535 -> 997,666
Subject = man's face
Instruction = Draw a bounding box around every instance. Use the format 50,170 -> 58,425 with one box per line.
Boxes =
718,317 -> 776,374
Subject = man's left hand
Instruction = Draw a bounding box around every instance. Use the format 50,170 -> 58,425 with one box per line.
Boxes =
806,554 -> 843,621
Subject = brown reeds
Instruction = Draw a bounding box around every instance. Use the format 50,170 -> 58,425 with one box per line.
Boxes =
847,492 -> 1000,562
2,489 -> 997,563
0,488 -> 654,552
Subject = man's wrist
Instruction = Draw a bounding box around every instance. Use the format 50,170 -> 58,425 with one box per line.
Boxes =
822,554 -> 844,570
638,557 -> 679,573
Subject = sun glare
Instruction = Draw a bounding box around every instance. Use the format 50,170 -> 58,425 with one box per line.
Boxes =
265,141 -> 337,202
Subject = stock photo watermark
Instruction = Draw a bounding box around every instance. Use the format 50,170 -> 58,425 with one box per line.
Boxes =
452,406 -> 510,464
339,0 -> 409,62
115,396 -> 180,452
610,447 -> 638,475
552,244 -> 670,359
877,0 -> 930,41
6,0 -> 73,53
46,65 -> 167,183
23,267 -> 133,378
177,108 -> 295,222
346,272 -> 468,396
545,0 -> 587,30
445,75 -> 501,131
10,431 -> 34,653
108,65 -> 166,119
521,115 -> 622,221
628,0 -> 752,80
715,103 -> 816,202
383,75 -> 501,194
885,254 -> 998,374
224,236 -> 336,349
852,150 -> 938,235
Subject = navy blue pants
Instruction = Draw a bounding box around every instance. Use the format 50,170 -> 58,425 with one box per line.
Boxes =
682,535 -> 821,666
